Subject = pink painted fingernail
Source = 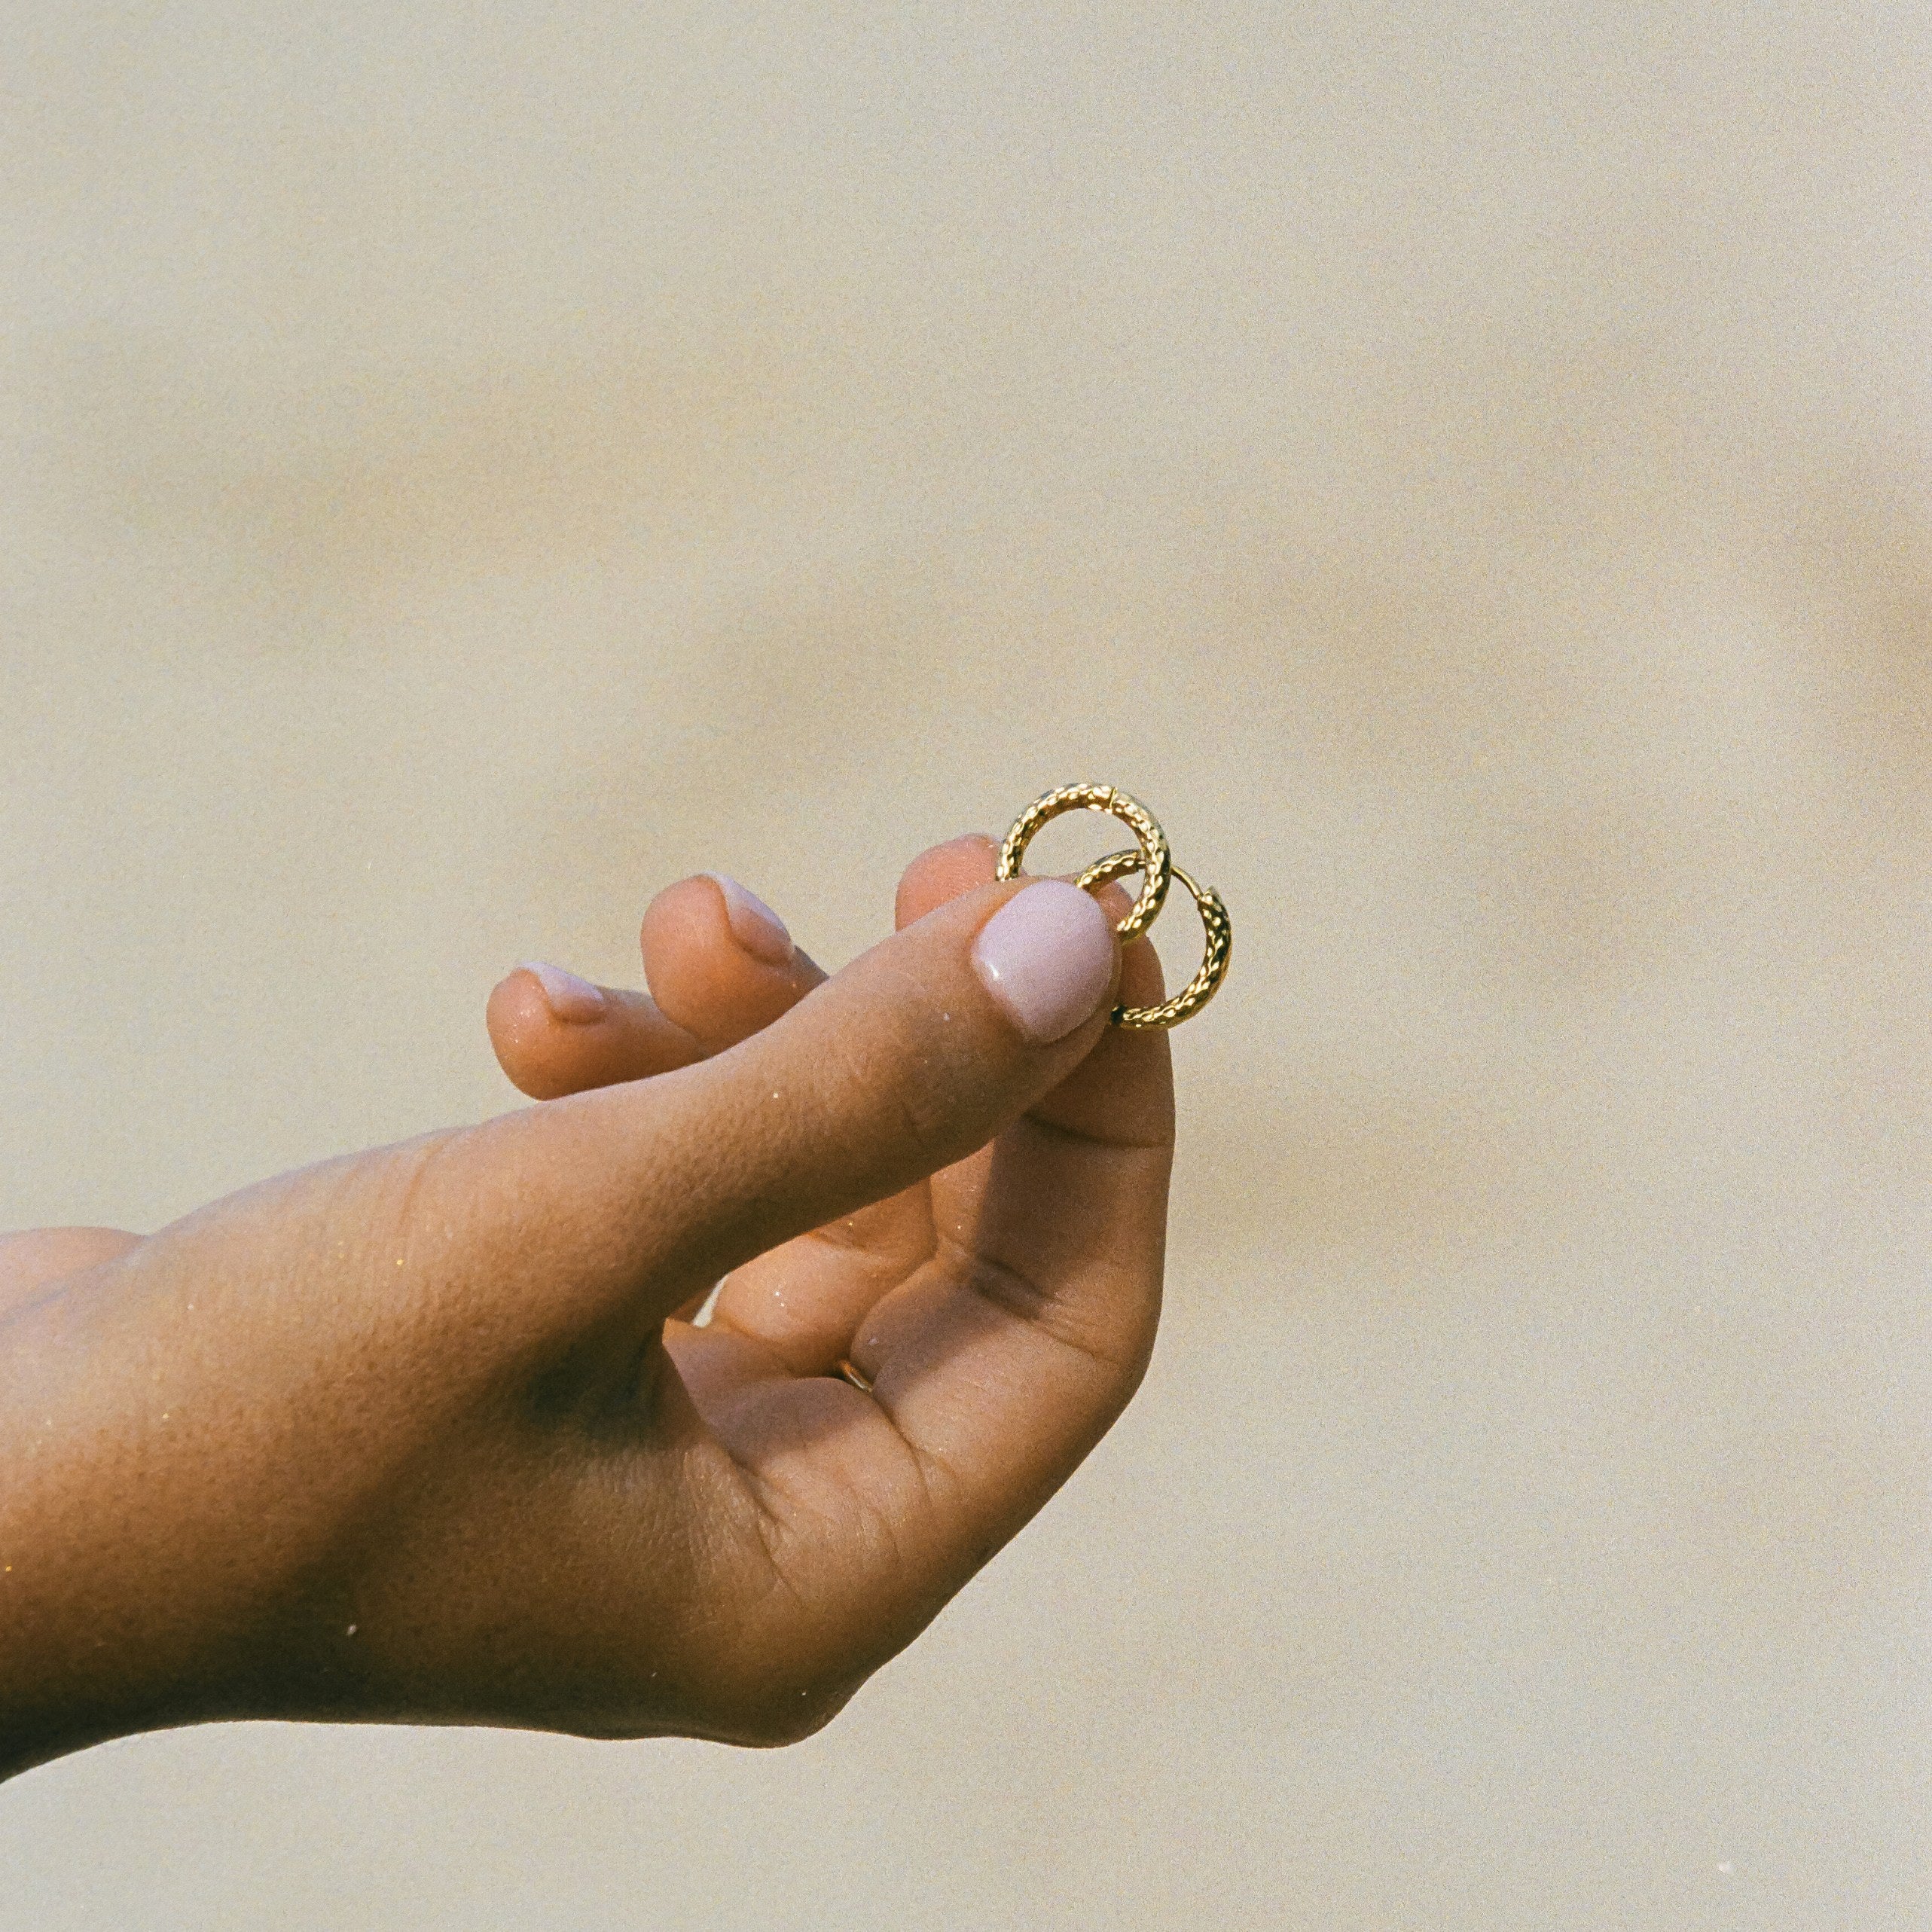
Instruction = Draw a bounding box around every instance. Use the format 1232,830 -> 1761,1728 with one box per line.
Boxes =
704,874 -> 795,965
971,881 -> 1116,1043
516,960 -> 607,1024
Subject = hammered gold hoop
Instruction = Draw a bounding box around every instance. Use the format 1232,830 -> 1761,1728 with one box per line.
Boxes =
1074,848 -> 1232,1030
996,783 -> 1172,942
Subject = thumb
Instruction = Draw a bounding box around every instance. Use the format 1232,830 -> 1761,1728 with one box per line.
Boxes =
448,877 -> 1121,1342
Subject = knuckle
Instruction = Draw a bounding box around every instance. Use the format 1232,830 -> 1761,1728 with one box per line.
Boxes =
821,1015 -> 954,1164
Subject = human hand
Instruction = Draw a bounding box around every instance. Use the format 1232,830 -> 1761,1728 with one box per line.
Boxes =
0,835 -> 1171,1775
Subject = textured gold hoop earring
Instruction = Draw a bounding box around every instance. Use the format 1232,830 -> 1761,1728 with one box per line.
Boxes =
1074,847 -> 1232,1030
996,783 -> 1172,942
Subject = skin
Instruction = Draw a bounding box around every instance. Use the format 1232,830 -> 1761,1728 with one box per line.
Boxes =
0,836 -> 1172,1780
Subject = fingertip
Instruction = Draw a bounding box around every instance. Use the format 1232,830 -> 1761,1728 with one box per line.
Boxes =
699,873 -> 796,966
487,966 -> 564,1067
896,834 -> 999,930
643,874 -> 796,974
515,959 -> 608,1022
642,874 -> 826,1052
487,968 -> 704,1100
487,968 -> 591,1099
969,878 -> 1120,1045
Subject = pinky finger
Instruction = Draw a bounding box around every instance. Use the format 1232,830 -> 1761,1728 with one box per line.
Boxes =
487,966 -> 704,1100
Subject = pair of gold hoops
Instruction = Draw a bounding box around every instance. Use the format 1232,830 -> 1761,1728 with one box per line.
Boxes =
997,783 -> 1232,1030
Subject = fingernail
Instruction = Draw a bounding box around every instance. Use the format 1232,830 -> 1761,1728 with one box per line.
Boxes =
704,874 -> 795,965
971,880 -> 1116,1043
515,960 -> 607,1024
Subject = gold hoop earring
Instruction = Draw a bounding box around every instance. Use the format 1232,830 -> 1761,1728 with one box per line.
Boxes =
997,783 -> 1231,1029
1073,848 -> 1232,1030
996,783 -> 1171,943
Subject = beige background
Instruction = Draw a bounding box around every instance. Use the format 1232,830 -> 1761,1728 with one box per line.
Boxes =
3,2 -> 1928,1924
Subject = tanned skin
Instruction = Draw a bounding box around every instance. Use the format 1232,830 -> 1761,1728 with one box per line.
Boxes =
0,837 -> 1172,1778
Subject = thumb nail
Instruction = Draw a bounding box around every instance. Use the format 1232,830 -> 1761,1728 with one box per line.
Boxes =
970,881 -> 1116,1043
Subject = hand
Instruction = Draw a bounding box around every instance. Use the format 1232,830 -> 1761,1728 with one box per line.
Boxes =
0,835 -> 1172,1775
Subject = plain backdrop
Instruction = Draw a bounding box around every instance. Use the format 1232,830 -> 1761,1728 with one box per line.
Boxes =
2,3 -> 1928,1924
